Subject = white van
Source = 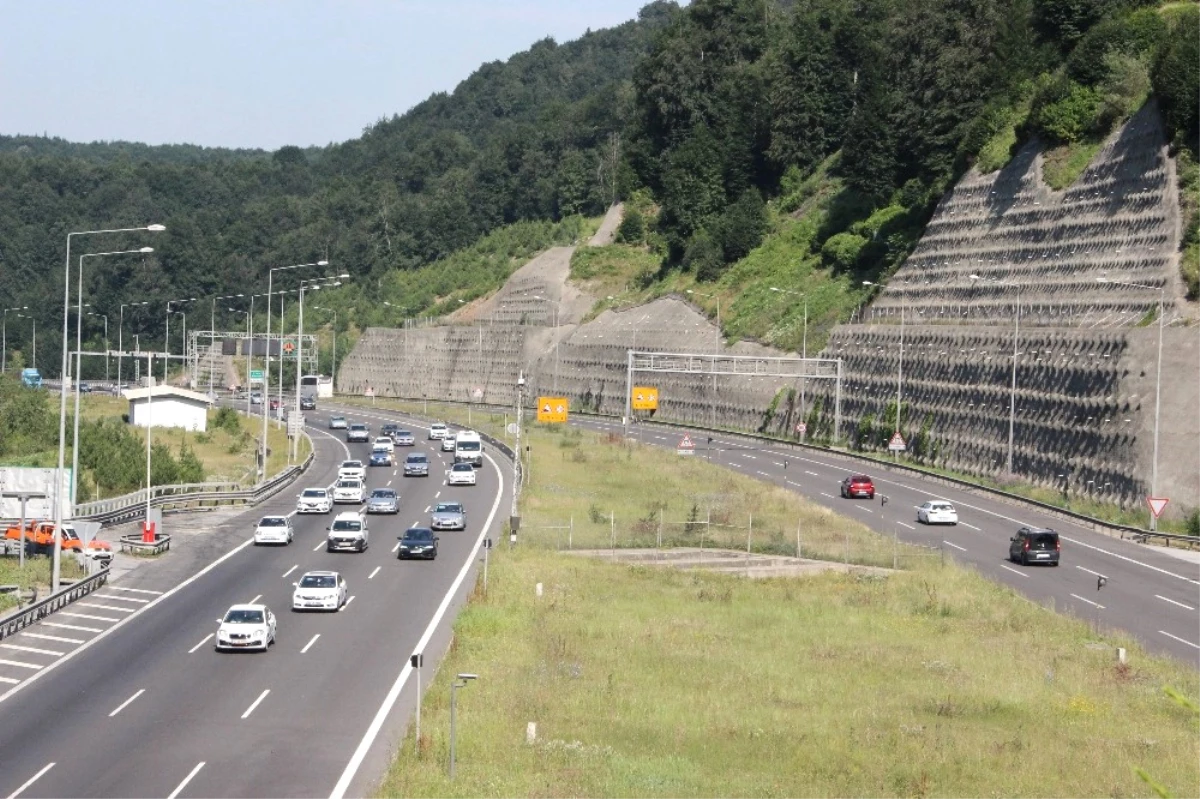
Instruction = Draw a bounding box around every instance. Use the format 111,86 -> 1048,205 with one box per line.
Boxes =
454,430 -> 483,467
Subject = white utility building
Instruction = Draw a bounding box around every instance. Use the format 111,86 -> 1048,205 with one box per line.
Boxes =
123,386 -> 213,432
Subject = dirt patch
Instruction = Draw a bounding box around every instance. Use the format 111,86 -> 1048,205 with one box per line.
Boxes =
564,547 -> 894,579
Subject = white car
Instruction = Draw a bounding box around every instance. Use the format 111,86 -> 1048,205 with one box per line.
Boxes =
372,436 -> 395,454
253,515 -> 294,545
447,462 -> 477,486
333,479 -> 365,504
326,512 -> 369,552
215,604 -> 276,652
429,422 -> 448,440
296,487 -> 333,514
292,570 -> 347,611
441,435 -> 457,453
917,501 -> 958,525
338,460 -> 366,481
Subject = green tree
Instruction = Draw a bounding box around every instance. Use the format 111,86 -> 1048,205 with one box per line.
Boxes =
716,188 -> 768,262
177,442 -> 206,484
682,228 -> 725,281
616,207 -> 646,243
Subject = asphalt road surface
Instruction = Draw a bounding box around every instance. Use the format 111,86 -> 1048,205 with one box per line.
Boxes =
580,416 -> 1200,664
0,405 -> 508,799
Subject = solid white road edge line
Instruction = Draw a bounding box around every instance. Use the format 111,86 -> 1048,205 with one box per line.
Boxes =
0,534 -> 258,706
166,762 -> 205,799
189,634 -> 214,654
108,689 -> 145,718
6,762 -> 55,799
241,689 -> 270,719
1154,594 -> 1196,611
329,450 -> 505,799
301,635 -> 320,654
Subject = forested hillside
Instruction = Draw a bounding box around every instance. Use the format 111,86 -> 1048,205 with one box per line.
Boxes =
0,2 -> 680,377
0,0 -> 1194,379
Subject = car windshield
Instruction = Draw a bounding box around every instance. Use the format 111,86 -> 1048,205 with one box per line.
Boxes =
371,490 -> 396,499
851,475 -> 871,483
332,416 -> 344,422
405,529 -> 433,541
372,450 -> 389,456
332,520 -> 362,532
931,503 -> 953,511
336,480 -> 360,488
457,441 -> 481,451
398,431 -> 412,437
1029,534 -> 1057,548
452,464 -> 472,472
407,455 -> 427,463
435,503 -> 462,513
299,575 -> 336,588
224,609 -> 264,624
302,489 -> 326,498
350,424 -> 367,431
260,517 -> 286,526
341,461 -> 362,469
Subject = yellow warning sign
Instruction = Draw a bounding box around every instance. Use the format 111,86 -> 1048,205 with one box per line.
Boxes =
536,396 -> 569,423
631,386 -> 659,411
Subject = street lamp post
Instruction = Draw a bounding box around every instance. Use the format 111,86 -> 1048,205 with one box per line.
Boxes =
208,293 -> 244,396
163,298 -> 196,383
53,224 -> 164,592
118,300 -> 149,390
260,261 -> 327,480
1098,277 -> 1165,530
770,286 -> 809,429
448,673 -> 478,779
311,306 -> 338,388
686,289 -> 721,428
86,312 -> 109,382
229,307 -> 250,404
292,275 -> 347,462
71,249 -> 154,513
971,274 -> 1023,475
2,306 -> 28,374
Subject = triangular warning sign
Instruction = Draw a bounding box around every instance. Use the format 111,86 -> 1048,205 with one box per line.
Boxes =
679,434 -> 694,449
542,404 -> 551,413
1146,497 -> 1169,518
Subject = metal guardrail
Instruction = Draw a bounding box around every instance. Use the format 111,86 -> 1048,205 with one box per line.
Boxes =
0,567 -> 110,642
331,394 -> 1199,549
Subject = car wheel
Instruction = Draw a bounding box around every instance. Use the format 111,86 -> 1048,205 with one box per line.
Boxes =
1020,552 -> 1028,567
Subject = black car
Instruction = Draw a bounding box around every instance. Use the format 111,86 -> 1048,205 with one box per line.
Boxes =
300,395 -> 316,410
397,527 -> 438,560
381,423 -> 400,439
1009,527 -> 1060,566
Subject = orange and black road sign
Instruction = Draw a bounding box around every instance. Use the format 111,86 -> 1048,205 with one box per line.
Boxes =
536,396 -> 569,423
631,386 -> 659,411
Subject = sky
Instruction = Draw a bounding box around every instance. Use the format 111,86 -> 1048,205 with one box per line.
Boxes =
1,0 -> 657,151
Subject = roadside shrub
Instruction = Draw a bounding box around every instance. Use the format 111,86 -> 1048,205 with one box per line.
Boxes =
616,208 -> 645,244
1032,80 -> 1101,143
213,406 -> 241,436
821,232 -> 867,272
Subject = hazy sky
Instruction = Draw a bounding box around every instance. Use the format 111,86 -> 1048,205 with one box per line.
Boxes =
1,0 -> 656,151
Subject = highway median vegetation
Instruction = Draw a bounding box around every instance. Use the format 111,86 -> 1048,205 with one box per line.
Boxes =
331,398 -> 1198,798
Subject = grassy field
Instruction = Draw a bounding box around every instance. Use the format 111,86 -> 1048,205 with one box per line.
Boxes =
0,556 -> 88,612
357,400 -> 1199,797
73,394 -> 308,494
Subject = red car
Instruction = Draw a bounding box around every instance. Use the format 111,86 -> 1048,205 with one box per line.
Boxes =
269,398 -> 281,410
840,474 -> 875,499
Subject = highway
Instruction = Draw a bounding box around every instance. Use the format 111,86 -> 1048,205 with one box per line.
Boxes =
572,416 -> 1200,664
0,404 -> 508,798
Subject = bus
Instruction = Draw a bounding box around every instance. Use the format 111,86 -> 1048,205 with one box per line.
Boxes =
300,374 -> 334,399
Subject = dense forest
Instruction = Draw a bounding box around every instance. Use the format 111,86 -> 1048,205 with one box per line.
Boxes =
0,0 -> 1194,378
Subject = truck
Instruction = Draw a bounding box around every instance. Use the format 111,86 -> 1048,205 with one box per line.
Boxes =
453,430 -> 484,467
20,368 -> 42,388
3,520 -> 113,566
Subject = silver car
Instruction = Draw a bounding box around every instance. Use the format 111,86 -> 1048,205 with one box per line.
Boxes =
366,488 -> 400,514
404,453 -> 429,477
329,415 -> 348,430
430,501 -> 466,531
394,430 -> 416,447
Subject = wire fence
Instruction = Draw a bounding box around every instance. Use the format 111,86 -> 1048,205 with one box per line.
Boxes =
517,508 -> 946,571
